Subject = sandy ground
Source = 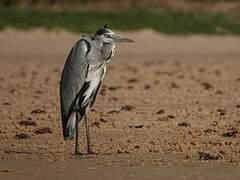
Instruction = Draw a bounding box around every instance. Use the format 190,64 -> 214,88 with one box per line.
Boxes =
0,29 -> 240,179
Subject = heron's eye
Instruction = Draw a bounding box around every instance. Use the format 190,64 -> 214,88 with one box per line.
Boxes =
103,42 -> 111,46
104,34 -> 111,38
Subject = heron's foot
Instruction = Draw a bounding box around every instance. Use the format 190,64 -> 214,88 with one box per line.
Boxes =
75,150 -> 84,156
87,148 -> 97,155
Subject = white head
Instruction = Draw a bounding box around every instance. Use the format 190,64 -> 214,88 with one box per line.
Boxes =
93,25 -> 134,44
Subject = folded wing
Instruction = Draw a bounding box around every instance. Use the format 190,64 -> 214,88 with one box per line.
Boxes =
60,39 -> 90,139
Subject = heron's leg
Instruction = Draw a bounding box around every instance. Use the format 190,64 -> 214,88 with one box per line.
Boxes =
84,111 -> 94,154
75,112 -> 82,155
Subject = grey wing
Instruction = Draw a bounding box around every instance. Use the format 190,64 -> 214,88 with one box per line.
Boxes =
60,39 -> 90,139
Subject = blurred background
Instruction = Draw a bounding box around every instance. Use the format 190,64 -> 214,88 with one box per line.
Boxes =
1,0 -> 240,11
0,0 -> 240,34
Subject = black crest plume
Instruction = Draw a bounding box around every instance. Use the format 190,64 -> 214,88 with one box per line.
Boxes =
103,24 -> 108,28
95,24 -> 110,36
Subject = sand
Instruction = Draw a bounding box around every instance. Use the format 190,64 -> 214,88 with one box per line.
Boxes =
0,29 -> 239,179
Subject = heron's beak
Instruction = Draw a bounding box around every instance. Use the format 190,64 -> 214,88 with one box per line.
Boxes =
112,34 -> 135,43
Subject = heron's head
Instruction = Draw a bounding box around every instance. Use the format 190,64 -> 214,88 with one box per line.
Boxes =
94,25 -> 134,43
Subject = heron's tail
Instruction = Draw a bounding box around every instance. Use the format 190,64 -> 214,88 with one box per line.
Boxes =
64,112 -> 77,140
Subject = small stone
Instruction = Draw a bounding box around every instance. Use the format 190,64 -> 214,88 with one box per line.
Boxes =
178,122 -> 191,127
127,79 -> 138,83
144,84 -> 151,90
201,82 -> 213,90
15,133 -> 30,140
236,104 -> 240,108
204,128 -> 216,134
211,121 -> 218,127
117,150 -> 122,154
156,109 -> 165,114
213,70 -> 221,76
31,109 -> 46,114
217,108 -> 226,116
122,105 -> 134,111
156,117 -> 169,121
34,127 -> 53,134
129,125 -> 144,129
134,145 -> 140,149
198,67 -> 205,72
2,102 -> 11,106
198,150 -> 222,160
222,129 -> 238,138
107,109 -> 120,114
170,82 -> 179,89
215,90 -> 223,95
149,141 -> 155,145
18,120 -> 37,126
108,86 -> 120,91
135,125 -> 144,129
91,122 -> 100,128
99,118 -> 107,123
167,115 -> 175,119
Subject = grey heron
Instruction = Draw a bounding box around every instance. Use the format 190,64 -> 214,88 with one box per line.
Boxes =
60,25 -> 134,155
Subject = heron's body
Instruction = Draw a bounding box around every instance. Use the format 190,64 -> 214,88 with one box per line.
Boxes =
60,26 -> 133,154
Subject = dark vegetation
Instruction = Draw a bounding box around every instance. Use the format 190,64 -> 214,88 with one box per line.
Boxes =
0,0 -> 240,34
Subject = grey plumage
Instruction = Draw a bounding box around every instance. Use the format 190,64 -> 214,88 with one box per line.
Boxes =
60,25 -> 134,155
60,37 -> 102,140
